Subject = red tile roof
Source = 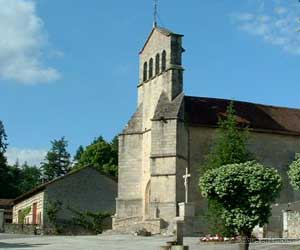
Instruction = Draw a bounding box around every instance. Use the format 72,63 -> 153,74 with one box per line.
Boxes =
185,96 -> 300,135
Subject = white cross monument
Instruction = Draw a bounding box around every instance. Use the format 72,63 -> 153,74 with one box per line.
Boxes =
178,168 -> 195,220
183,168 -> 191,203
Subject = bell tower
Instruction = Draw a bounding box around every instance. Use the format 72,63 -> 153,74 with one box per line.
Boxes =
137,27 -> 184,129
114,25 -> 186,234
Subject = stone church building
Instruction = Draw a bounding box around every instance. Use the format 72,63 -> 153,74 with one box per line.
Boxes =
113,26 -> 300,236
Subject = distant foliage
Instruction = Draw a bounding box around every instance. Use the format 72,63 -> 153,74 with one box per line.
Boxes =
0,120 -> 20,198
200,161 -> 282,250
74,136 -> 118,178
18,162 -> 42,193
288,153 -> 300,190
0,121 -> 8,158
41,137 -> 71,182
73,145 -> 84,162
0,121 -> 42,198
0,120 -> 8,180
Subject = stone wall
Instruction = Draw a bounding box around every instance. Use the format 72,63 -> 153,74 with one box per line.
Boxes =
150,118 -> 188,222
283,211 -> 300,238
4,223 -> 38,235
116,133 -> 143,218
186,126 -> 300,235
46,167 -> 117,224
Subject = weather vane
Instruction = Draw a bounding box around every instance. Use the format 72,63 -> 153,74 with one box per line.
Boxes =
153,0 -> 158,27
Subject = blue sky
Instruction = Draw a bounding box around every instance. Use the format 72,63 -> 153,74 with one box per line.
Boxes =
1,0 -> 300,165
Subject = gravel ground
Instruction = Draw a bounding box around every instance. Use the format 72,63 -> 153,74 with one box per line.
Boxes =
0,234 -> 300,250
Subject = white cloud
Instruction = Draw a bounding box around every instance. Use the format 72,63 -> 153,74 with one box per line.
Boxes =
231,1 -> 300,55
233,13 -> 254,22
274,7 -> 288,15
0,0 -> 61,84
5,147 -> 47,166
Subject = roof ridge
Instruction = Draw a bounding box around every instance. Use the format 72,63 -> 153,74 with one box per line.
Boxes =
185,95 -> 300,111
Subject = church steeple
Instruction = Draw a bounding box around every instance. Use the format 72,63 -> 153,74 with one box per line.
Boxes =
137,27 -> 184,129
138,27 -> 184,102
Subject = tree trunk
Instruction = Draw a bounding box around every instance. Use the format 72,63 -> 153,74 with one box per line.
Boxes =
239,232 -> 251,250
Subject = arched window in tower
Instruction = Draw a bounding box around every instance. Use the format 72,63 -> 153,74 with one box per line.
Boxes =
143,62 -> 147,82
162,50 -> 166,72
155,53 -> 160,75
149,58 -> 153,79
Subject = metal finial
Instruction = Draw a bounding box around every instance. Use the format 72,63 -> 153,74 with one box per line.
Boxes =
153,0 -> 158,27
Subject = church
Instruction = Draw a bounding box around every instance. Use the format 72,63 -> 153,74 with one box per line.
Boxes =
112,25 -> 300,236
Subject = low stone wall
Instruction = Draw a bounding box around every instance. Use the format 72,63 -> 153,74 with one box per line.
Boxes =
43,217 -> 112,235
113,216 -> 162,234
3,217 -> 113,236
4,224 -> 39,235
112,216 -> 143,230
283,211 -> 300,239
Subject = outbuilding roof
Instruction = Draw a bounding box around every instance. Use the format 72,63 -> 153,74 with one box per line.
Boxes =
0,199 -> 14,207
13,166 -> 116,204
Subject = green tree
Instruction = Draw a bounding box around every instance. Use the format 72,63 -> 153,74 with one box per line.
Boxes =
110,136 -> 118,154
73,145 -> 84,163
0,120 -> 18,198
77,139 -> 117,177
288,153 -> 300,190
204,101 -> 251,171
200,161 -> 282,250
41,137 -> 71,182
7,162 -> 23,197
19,162 -> 41,193
74,135 -> 118,178
0,121 -> 42,198
0,120 -> 8,166
202,102 -> 252,235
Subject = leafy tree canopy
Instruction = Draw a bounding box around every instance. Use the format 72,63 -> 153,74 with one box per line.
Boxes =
288,153 -> 300,191
200,161 -> 282,245
41,137 -> 71,182
74,135 -> 118,178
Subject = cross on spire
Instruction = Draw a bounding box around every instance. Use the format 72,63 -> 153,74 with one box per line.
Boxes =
153,0 -> 158,27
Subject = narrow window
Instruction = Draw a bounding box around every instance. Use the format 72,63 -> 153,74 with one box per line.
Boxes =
149,58 -> 153,79
162,50 -> 166,72
155,53 -> 160,75
143,62 -> 147,81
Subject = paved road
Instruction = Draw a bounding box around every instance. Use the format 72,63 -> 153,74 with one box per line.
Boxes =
0,234 -> 300,250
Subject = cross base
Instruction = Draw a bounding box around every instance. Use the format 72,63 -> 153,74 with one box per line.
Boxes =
178,202 -> 195,218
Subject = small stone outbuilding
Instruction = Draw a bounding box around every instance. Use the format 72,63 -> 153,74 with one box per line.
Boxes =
12,167 -> 117,234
